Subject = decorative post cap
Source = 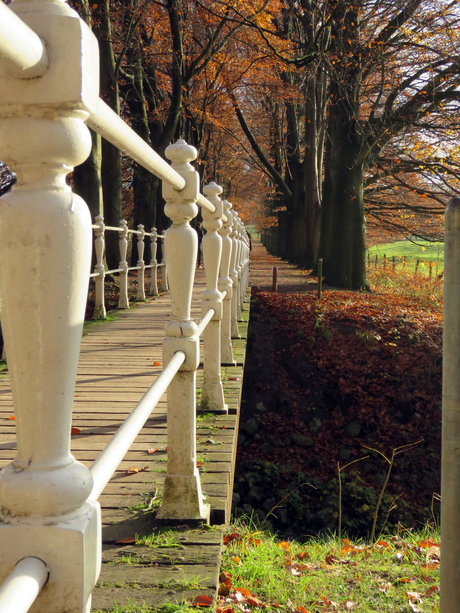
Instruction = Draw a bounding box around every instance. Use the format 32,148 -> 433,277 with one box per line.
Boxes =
165,139 -> 197,168
203,181 -> 223,198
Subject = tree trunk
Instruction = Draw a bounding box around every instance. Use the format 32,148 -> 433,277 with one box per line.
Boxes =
73,129 -> 103,268
319,107 -> 367,289
94,0 -> 122,269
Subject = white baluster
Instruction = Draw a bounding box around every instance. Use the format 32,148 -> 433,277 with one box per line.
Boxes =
229,209 -> 241,339
160,230 -> 169,292
157,139 -> 209,524
219,200 -> 235,365
0,1 -> 100,610
94,215 -> 106,319
118,219 -> 129,309
150,227 -> 159,296
136,224 -> 146,301
235,214 -> 243,322
201,182 -> 226,414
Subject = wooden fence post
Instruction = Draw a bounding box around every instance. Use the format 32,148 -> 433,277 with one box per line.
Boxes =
441,198 -> 460,612
272,267 -> 278,292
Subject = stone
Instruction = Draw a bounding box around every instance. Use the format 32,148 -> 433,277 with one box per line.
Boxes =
260,442 -> 275,453
248,486 -> 264,503
232,492 -> 241,506
339,446 -> 352,461
363,461 -> 377,474
309,418 -> 322,434
237,432 -> 246,446
262,497 -> 277,513
242,419 -> 258,436
291,433 -> 314,448
242,503 -> 253,515
255,402 -> 267,412
346,422 -> 362,437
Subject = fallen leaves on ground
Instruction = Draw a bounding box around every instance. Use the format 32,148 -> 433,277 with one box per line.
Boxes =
218,527 -> 440,612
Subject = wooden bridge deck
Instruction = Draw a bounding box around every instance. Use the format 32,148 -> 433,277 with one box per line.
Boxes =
0,269 -> 250,611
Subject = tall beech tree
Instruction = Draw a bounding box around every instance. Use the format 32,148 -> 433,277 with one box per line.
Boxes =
222,0 -> 460,288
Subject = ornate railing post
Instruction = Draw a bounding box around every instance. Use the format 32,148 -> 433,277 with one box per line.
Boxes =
136,224 -> 146,301
118,219 -> 129,309
219,200 -> 235,365
235,214 -> 243,322
157,140 -> 210,524
94,215 -> 106,320
201,182 -> 227,413
238,218 -> 248,311
0,1 -> 100,611
150,227 -> 159,296
160,231 -> 169,292
229,208 -> 241,339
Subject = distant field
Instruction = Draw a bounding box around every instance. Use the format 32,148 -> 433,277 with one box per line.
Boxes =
368,240 -> 444,274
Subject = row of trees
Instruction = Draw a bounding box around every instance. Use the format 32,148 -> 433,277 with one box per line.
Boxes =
66,1 -> 460,287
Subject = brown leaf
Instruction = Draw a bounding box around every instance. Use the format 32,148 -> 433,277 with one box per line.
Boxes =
116,537 -> 136,544
192,594 -> 213,607
126,467 -> 139,474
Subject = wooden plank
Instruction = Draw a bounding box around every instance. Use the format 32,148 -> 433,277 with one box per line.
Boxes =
92,586 -> 216,610
0,279 -> 250,612
96,563 -> 218,589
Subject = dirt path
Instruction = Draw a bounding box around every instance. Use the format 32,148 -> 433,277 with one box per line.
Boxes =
249,236 -> 320,294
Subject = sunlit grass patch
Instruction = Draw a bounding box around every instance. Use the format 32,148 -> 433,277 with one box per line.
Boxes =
218,519 -> 440,612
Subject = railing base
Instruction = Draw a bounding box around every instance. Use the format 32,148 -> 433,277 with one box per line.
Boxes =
198,404 -> 228,415
0,501 -> 101,613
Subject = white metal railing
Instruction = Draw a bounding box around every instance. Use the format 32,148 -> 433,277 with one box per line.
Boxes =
0,557 -> 48,613
0,1 -> 251,612
89,217 -> 168,318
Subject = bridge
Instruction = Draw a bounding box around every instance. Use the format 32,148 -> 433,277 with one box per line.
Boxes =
1,1 -> 460,613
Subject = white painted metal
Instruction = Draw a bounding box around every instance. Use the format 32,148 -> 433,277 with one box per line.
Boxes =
90,350 -> 185,501
118,219 -> 130,309
157,140 -> 210,524
441,197 -> 460,612
235,214 -> 244,322
200,182 -> 227,414
219,200 -> 235,365
136,224 -> 146,301
87,101 -> 185,192
0,3 -> 48,79
0,2 -> 101,610
229,208 -> 241,339
93,215 -> 106,319
160,231 -> 169,292
0,557 -> 48,613
150,227 -> 159,296
196,308 -> 215,337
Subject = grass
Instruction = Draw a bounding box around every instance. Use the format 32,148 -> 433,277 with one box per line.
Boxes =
217,518 -> 440,612
367,240 -> 444,275
98,519 -> 440,612
367,261 -> 443,310
135,529 -> 182,549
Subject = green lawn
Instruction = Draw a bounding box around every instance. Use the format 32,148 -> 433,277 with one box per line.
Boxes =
368,240 -> 444,264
